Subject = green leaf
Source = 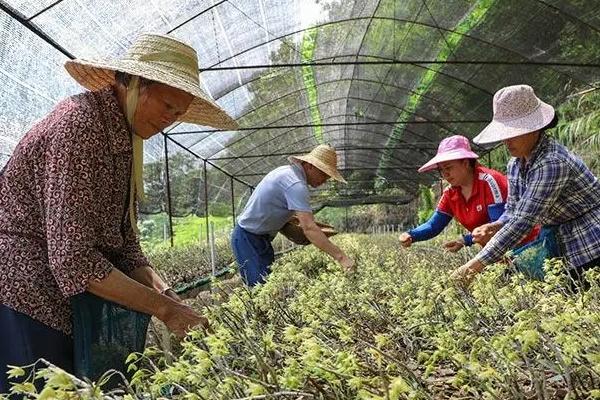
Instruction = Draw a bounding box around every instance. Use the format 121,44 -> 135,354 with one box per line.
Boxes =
6,366 -> 25,379
125,352 -> 139,365
37,387 -> 57,400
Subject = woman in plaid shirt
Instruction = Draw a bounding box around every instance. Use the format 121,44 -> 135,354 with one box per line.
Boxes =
452,85 -> 600,287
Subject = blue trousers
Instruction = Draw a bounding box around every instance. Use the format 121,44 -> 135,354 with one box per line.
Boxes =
0,304 -> 73,395
231,225 -> 275,286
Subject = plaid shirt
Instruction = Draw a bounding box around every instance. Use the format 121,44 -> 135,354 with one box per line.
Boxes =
477,135 -> 600,268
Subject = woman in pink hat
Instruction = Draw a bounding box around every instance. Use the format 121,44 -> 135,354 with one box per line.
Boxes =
399,135 -> 539,252
453,85 -> 600,288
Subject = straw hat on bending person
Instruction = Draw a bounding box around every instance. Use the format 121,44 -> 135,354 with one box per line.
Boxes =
65,33 -> 237,130
65,33 -> 238,232
288,144 -> 348,185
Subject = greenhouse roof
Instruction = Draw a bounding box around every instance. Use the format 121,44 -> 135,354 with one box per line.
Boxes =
1,0 -> 600,205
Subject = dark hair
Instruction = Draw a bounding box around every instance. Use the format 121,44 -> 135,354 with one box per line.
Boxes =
114,71 -> 154,88
468,158 -> 477,168
542,114 -> 559,131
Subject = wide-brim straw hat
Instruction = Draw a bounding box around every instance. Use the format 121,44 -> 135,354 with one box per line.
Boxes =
288,144 -> 347,183
418,135 -> 479,173
64,33 -> 238,130
473,84 -> 555,145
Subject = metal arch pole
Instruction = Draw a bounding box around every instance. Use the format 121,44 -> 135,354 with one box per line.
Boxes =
164,134 -> 254,190
230,176 -> 236,228
163,134 -> 175,247
171,119 -> 488,135
203,160 -> 210,247
0,2 -> 75,59
202,59 -> 600,71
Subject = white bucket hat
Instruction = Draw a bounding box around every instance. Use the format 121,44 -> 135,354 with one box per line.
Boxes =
65,33 -> 238,130
289,145 -> 347,183
473,85 -> 555,144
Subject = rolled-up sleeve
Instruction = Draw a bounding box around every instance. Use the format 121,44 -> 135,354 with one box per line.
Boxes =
43,118 -> 114,297
476,157 -> 569,265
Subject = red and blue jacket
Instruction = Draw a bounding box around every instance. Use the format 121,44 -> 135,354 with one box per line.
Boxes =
409,165 -> 540,246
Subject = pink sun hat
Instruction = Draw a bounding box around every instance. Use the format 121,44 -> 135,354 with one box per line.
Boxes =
418,135 -> 479,173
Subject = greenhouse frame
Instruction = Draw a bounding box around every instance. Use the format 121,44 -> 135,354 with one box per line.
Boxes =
1,0 -> 599,244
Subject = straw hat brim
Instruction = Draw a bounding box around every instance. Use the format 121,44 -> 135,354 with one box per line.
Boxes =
418,149 -> 479,173
288,155 -> 347,184
473,101 -> 554,145
65,59 -> 238,130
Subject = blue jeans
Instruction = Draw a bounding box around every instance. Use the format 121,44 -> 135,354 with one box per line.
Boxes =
0,304 -> 73,395
231,225 -> 275,286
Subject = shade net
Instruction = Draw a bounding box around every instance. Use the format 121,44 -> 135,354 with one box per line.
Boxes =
1,0 -> 600,213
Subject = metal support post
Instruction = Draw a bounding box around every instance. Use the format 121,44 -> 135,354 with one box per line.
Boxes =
164,135 -> 174,247
203,160 -> 210,247
230,176 -> 236,227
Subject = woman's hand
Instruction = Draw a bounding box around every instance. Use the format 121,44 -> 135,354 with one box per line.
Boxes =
160,301 -> 209,338
398,232 -> 413,248
472,222 -> 502,245
443,239 -> 464,252
450,259 -> 485,287
339,254 -> 356,273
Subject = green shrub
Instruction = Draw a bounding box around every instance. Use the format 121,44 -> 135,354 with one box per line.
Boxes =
146,237 -> 234,292
8,235 -> 600,399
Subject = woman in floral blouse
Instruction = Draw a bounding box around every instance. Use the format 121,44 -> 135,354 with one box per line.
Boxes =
0,34 -> 237,391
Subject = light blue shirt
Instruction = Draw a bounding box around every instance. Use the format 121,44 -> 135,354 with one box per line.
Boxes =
237,164 -> 312,236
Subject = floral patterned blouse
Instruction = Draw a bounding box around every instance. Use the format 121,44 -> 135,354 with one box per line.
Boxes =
0,88 -> 149,335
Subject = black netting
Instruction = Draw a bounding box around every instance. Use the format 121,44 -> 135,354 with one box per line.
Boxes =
2,0 -> 600,224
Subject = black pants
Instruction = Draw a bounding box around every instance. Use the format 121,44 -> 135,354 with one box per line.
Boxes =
0,304 -> 73,396
568,256 -> 600,292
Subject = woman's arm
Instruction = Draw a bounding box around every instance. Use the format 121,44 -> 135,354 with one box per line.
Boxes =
407,211 -> 453,242
88,268 -> 204,336
128,266 -> 181,300
476,158 -> 569,265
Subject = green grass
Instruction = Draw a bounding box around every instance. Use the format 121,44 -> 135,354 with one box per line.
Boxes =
139,213 -> 234,250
